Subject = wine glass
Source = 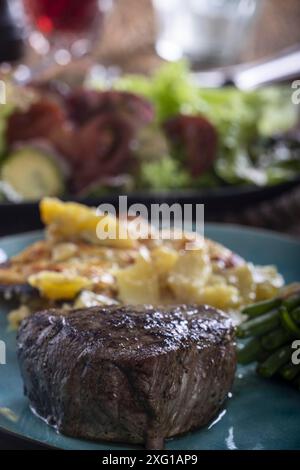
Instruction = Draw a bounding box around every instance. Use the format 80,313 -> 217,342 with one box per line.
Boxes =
12,0 -> 113,82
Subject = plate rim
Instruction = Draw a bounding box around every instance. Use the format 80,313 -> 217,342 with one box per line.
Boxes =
0,175 -> 300,211
0,424 -> 55,450
0,224 -> 299,247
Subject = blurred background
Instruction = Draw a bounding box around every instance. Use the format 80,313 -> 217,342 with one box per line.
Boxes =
97,0 -> 300,72
0,0 -> 300,236
0,0 -> 299,75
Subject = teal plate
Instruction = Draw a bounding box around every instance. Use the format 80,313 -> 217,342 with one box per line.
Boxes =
0,225 -> 300,450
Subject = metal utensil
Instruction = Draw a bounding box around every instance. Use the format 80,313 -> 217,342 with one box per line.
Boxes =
193,44 -> 300,89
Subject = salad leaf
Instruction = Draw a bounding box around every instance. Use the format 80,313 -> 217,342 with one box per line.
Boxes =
114,62 -> 297,137
93,62 -> 300,188
0,118 -> 7,158
258,87 -> 298,136
115,61 -> 204,122
196,87 -> 298,186
215,149 -> 268,186
139,157 -> 191,190
0,99 -> 14,157
0,81 -> 35,159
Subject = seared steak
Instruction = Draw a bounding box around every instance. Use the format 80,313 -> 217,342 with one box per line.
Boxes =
17,305 -> 236,449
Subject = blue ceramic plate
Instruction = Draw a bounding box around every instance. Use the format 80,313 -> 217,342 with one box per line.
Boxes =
0,225 -> 300,450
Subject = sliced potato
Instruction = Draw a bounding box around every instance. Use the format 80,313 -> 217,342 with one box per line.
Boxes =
40,198 -> 137,248
168,249 -> 211,303
74,290 -> 119,308
226,264 -> 256,304
51,243 -> 78,262
29,271 -> 92,300
115,255 -> 160,305
196,285 -> 240,310
151,245 -> 179,279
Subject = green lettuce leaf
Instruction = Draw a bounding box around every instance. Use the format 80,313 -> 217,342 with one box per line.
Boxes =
93,62 -> 299,188
138,157 -> 191,190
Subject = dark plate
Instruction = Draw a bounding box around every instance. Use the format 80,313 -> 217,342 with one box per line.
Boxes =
1,178 -> 300,237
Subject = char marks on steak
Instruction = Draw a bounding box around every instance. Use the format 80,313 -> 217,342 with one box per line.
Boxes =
17,305 -> 236,449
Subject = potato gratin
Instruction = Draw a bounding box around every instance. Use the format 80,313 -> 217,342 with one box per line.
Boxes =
0,198 -> 283,327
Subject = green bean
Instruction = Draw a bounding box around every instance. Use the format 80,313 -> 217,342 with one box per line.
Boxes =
260,327 -> 292,351
280,362 -> 300,381
280,307 -> 300,337
283,293 -> 300,312
242,298 -> 281,318
237,338 -> 265,365
257,345 -> 291,378
236,309 -> 280,339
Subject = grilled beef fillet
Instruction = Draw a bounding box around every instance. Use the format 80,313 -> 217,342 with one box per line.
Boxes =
17,305 -> 236,449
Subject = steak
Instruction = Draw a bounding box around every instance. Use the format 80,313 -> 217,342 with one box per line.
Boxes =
17,305 -> 236,449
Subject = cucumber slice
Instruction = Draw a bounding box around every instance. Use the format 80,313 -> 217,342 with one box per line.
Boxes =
1,148 -> 65,201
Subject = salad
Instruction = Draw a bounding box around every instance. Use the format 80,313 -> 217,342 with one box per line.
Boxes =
0,62 -> 299,202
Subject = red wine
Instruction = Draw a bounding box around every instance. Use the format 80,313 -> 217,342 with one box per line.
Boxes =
24,0 -> 101,35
